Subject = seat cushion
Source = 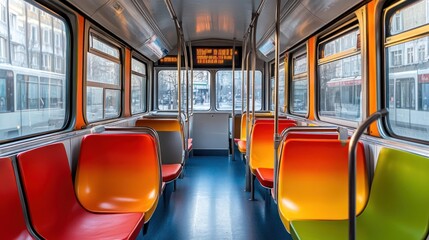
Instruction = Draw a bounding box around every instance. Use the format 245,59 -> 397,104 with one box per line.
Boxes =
255,168 -> 274,188
162,164 -> 182,182
237,140 -> 247,153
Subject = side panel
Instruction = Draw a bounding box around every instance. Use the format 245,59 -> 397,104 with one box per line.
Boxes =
190,113 -> 229,151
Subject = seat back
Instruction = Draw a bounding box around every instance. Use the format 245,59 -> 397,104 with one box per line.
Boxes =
16,143 -> 78,235
239,112 -> 273,141
136,118 -> 184,165
359,148 -> 429,239
277,139 -> 368,231
0,157 -> 33,240
249,119 -> 296,173
75,133 -> 161,215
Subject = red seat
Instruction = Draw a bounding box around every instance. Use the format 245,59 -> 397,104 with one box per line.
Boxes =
162,164 -> 183,182
0,157 -> 33,240
17,143 -> 144,239
255,168 -> 274,188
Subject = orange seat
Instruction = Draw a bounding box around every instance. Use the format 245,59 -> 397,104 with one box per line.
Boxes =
162,164 -> 183,182
255,168 -> 274,188
237,140 -> 247,153
0,157 -> 34,240
249,119 -> 297,176
76,133 -> 161,218
236,112 -> 274,153
17,143 -> 144,239
249,119 -> 296,198
277,139 -> 368,232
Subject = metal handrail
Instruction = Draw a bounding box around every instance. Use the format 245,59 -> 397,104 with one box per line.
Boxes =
231,38 -> 236,161
348,109 -> 388,240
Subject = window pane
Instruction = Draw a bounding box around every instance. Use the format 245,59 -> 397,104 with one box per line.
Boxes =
87,52 -> 120,85
86,86 -> 103,122
270,67 -> 284,112
131,74 -> 146,114
90,35 -> 120,58
389,0 -> 428,35
386,35 -> 429,141
104,89 -> 120,119
216,70 -> 262,111
321,29 -> 360,58
291,54 -> 308,114
0,0 -> 68,141
158,70 -> 210,111
192,70 -> 210,110
132,58 -> 145,74
319,54 -> 362,121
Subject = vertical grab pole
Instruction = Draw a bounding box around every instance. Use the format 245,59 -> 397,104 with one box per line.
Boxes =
231,38 -> 236,161
251,17 -> 258,128
188,41 -> 194,144
241,37 -> 248,115
249,15 -> 259,201
273,0 -> 281,203
183,38 -> 189,152
348,109 -> 388,240
244,49 -> 251,192
176,29 -> 182,121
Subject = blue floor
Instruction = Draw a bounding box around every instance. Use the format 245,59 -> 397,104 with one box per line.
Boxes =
139,153 -> 292,240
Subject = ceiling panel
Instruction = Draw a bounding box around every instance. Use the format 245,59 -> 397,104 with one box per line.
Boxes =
302,0 -> 363,24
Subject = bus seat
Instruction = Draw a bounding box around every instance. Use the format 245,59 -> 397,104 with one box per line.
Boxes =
75,133 -> 161,217
237,112 -> 274,154
162,164 -> 183,182
0,157 -> 33,240
136,118 -> 184,184
249,119 -> 297,190
290,148 -> 429,240
277,139 -> 368,232
249,119 -> 296,175
16,143 -> 144,239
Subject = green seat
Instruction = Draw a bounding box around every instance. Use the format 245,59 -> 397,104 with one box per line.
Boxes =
290,148 -> 429,240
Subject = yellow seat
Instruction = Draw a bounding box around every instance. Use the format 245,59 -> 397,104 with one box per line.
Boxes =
237,112 -> 274,154
277,139 -> 369,232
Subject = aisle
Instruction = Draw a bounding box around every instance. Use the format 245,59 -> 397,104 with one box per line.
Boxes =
140,155 -> 292,240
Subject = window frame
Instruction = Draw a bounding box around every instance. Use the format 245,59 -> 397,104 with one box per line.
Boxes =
289,46 -> 309,116
215,69 -> 263,111
382,0 -> 429,144
130,53 -> 148,115
316,15 -> 367,127
0,0 -> 72,143
84,27 -> 124,123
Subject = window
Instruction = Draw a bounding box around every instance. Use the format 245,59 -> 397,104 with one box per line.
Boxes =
216,70 -> 262,111
0,3 -> 6,23
0,0 -> 68,142
86,33 -> 121,122
388,0 -> 427,36
290,52 -> 308,115
270,64 -> 285,113
407,47 -> 414,64
131,57 -> 146,114
418,45 -> 425,62
43,29 -> 51,45
385,0 -> 429,142
158,70 -> 210,111
319,27 -> 362,122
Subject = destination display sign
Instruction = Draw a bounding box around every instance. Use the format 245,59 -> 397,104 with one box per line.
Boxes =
157,55 -> 181,66
192,47 -> 241,68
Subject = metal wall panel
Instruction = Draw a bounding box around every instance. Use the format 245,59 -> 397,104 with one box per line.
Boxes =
190,113 -> 229,150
